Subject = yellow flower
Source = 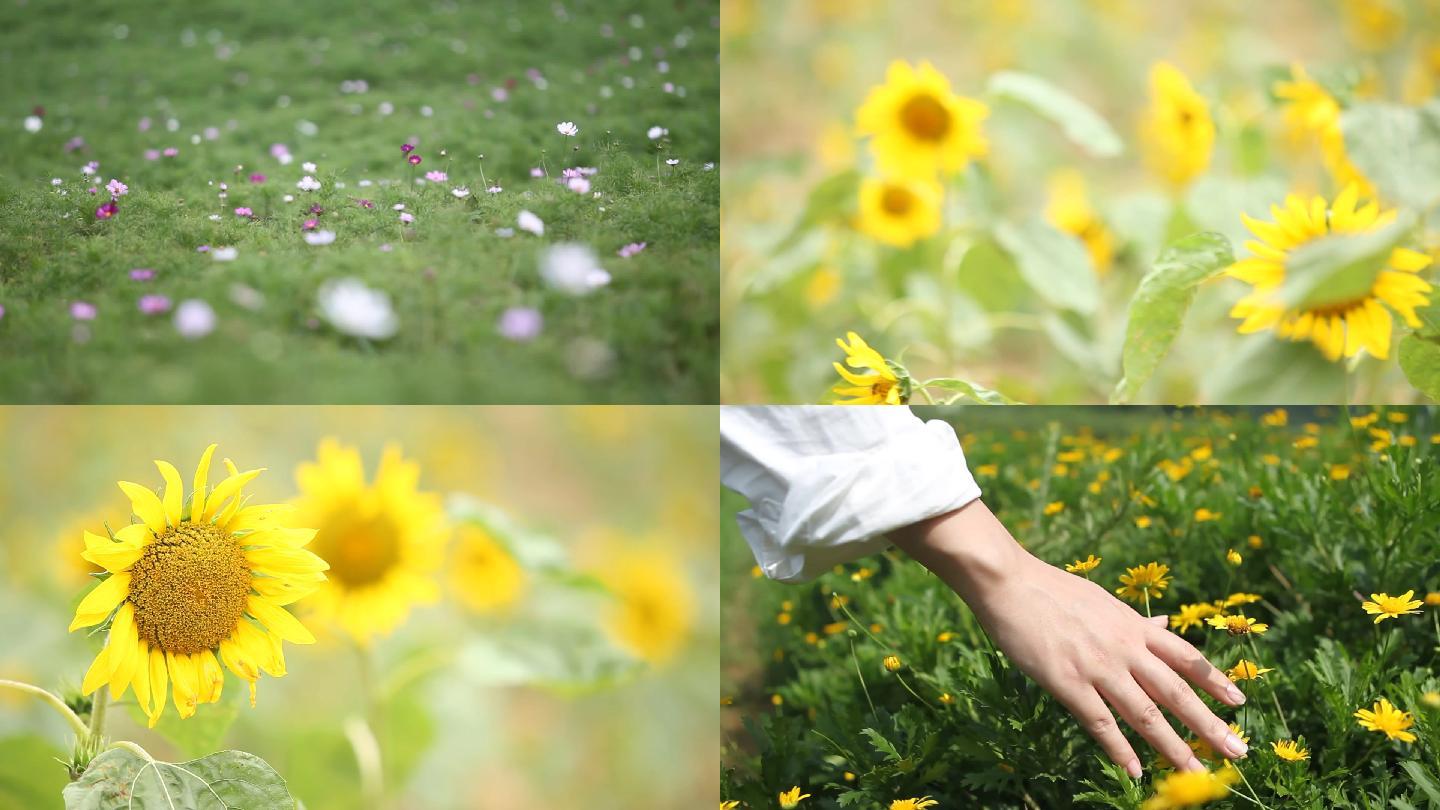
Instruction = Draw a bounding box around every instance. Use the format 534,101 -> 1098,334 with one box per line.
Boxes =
1135,516 -> 1153,529
1247,535 -> 1263,549
1352,412 -> 1381,427
293,441 -> 446,644
1387,411 -> 1409,423
1140,62 -> 1214,188
1044,501 -> 1066,516
70,445 -> 327,726
976,463 -> 999,477
449,523 -> 525,615
599,549 -> 696,663
1206,614 -> 1269,635
1425,592 -> 1440,606
855,59 -> 988,179
722,802 -> 740,810
936,631 -> 955,642
1226,549 -> 1242,566
804,266 -> 841,310
1045,169 -> 1114,274
1115,562 -> 1172,603
779,787 -> 811,808
1194,508 -> 1220,522
1362,590 -> 1424,623
1222,593 -> 1263,608
938,693 -> 956,705
857,175 -> 944,247
1294,436 -> 1320,450
1271,740 -> 1310,762
1262,454 -> 1281,466
891,799 -> 939,810
1170,602 -> 1221,632
1274,64 -> 1373,194
1226,185 -> 1433,362
1330,464 -> 1352,481
1065,555 -> 1102,574
832,331 -> 905,404
1261,408 -> 1289,427
1226,659 -> 1274,681
1422,691 -> 1440,708
1141,766 -> 1238,809
1189,723 -> 1248,763
1355,698 -> 1417,742
882,654 -> 902,672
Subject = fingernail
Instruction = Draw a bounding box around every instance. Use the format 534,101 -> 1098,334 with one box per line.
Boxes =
1125,758 -> 1142,778
1226,685 -> 1246,705
1224,733 -> 1249,757
1185,755 -> 1204,772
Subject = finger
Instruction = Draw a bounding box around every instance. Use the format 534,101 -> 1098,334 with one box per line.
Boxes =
1051,685 -> 1142,778
1098,675 -> 1202,772
1133,656 -> 1248,761
1147,615 -> 1168,627
1147,626 -> 1246,707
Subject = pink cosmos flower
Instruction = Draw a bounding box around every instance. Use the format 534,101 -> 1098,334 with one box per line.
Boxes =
401,143 -> 415,154
529,167 -> 544,178
235,207 -> 253,217
95,201 -> 118,219
143,149 -> 161,161
64,136 -> 85,152
138,295 -> 172,315
129,268 -> 156,281
249,173 -> 267,183
357,199 -> 374,208
497,307 -> 542,341
70,301 -> 97,320
407,154 -> 422,165
309,204 -> 324,215
566,177 -> 590,194
270,143 -> 290,159
0,304 -> 5,320
399,212 -> 414,224
617,242 -> 647,258
303,218 -> 318,230
424,170 -> 448,183
106,179 -> 128,197
162,147 -> 178,157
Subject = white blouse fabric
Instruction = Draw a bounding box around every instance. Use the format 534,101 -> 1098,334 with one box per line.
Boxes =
720,406 -> 982,583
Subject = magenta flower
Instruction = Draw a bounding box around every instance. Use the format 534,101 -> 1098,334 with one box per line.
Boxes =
106,178 -> 128,197
309,203 -> 324,215
70,301 -> 97,321
129,268 -> 156,281
249,173 -> 267,184
196,245 -> 210,252
617,242 -> 647,258
401,143 -> 415,154
303,218 -> 318,230
357,199 -> 374,209
235,207 -> 253,218
407,154 -> 422,165
0,303 -> 5,320
64,136 -> 85,152
162,147 -> 179,157
138,295 -> 172,315
95,201 -> 118,220
497,307 -> 543,341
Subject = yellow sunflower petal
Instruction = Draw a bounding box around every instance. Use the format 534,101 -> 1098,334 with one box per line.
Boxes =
154,460 -> 185,527
197,650 -> 225,704
202,468 -> 263,523
117,482 -> 167,534
146,647 -> 167,727
247,595 -> 316,644
80,646 -> 111,695
191,444 -> 218,520
130,640 -> 152,718
69,573 -> 132,631
167,651 -> 199,719
80,531 -> 143,573
106,603 -> 138,700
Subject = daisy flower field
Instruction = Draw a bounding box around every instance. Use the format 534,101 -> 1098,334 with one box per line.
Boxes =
0,0 -> 718,403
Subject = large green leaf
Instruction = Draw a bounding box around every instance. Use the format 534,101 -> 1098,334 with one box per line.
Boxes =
1341,102 -> 1440,211
920,377 -> 1021,405
1276,213 -> 1413,311
1112,232 -> 1234,403
1399,334 -> 1440,401
993,219 -> 1100,315
64,748 -> 294,810
770,169 -> 860,255
986,71 -> 1123,158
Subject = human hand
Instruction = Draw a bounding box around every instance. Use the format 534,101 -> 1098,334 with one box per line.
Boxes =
890,501 -> 1248,777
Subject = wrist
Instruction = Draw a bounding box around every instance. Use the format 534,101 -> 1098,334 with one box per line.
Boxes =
889,499 -> 1035,600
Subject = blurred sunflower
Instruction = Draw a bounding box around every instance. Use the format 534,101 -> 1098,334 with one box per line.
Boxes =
857,175 -> 943,247
599,549 -> 696,664
1140,62 -> 1214,188
294,440 -> 446,644
70,444 -> 326,726
449,523 -> 525,614
1045,170 -> 1114,273
1273,64 -> 1373,194
831,331 -> 905,405
855,59 -> 988,179
1226,185 -> 1433,361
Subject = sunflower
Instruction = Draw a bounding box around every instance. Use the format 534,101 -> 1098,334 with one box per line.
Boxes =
855,59 -> 988,179
1273,63 -> 1373,194
1362,590 -> 1424,623
856,175 -> 943,247
831,331 -> 906,405
1226,185 -> 1433,361
1115,562 -> 1172,603
449,523 -> 525,614
70,444 -> 326,726
1141,766 -> 1237,810
1271,740 -> 1310,762
1045,169 -> 1114,274
1354,697 -> 1416,742
293,440 -> 446,644
1170,602 -> 1221,633
1140,62 -> 1214,188
599,549 -> 696,664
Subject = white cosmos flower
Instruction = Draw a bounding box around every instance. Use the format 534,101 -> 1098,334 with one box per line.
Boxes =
556,121 -> 579,136
451,187 -> 471,198
302,161 -> 317,172
647,125 -> 667,139
296,175 -> 321,191
212,246 -> 239,261
24,115 -> 42,133
517,209 -> 544,236
539,243 -> 610,296
318,278 -> 398,339
304,229 -> 337,245
174,299 -> 216,338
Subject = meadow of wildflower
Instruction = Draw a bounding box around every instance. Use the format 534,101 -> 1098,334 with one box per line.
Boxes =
0,406 -> 718,809
0,0 -> 718,403
721,0 -> 1440,405
721,406 -> 1440,809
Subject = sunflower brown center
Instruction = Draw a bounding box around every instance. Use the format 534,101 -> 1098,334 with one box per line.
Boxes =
310,511 -> 401,588
900,93 -> 951,141
129,522 -> 251,655
881,187 -> 915,216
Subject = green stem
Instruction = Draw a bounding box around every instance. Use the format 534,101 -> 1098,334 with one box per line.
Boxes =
109,740 -> 154,761
1229,760 -> 1273,809
895,673 -> 935,709
1245,636 -> 1291,737
1144,589 -> 1152,619
88,689 -> 108,743
849,636 -> 878,720
0,680 -> 88,738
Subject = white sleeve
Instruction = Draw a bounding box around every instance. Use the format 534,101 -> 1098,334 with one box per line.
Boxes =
720,406 -> 982,583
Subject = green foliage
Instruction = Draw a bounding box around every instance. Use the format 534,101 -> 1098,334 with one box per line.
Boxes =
1341,103 -> 1440,212
986,72 -> 1124,158
1400,336 -> 1440,402
1278,215 -> 1414,311
993,219 -> 1100,315
63,748 -> 293,809
722,406 -> 1440,808
1112,232 -> 1234,403
0,735 -> 69,808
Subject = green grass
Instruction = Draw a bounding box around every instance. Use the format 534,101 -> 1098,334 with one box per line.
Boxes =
0,0 -> 718,403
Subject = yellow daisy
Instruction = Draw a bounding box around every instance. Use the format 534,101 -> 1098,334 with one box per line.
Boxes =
857,175 -> 943,247
1226,659 -> 1274,681
832,331 -> 905,405
449,523 -> 525,614
1115,562 -> 1172,604
1271,740 -> 1310,762
1205,614 -> 1269,636
1065,555 -> 1102,574
1354,697 -> 1416,742
70,444 -> 326,726
891,799 -> 939,810
1045,169 -> 1114,274
1189,723 -> 1248,763
779,786 -> 811,808
1362,590 -> 1424,623
1142,766 -> 1237,809
1170,602 -> 1220,633
1140,62 -> 1214,188
1221,592 -> 1263,608
855,59 -> 988,179
1226,185 -> 1433,361
1225,549 -> 1242,566
600,549 -> 696,664
293,440 -> 446,644
882,654 -> 903,672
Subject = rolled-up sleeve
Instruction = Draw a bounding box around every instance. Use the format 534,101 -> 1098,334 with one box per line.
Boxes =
720,406 -> 982,583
